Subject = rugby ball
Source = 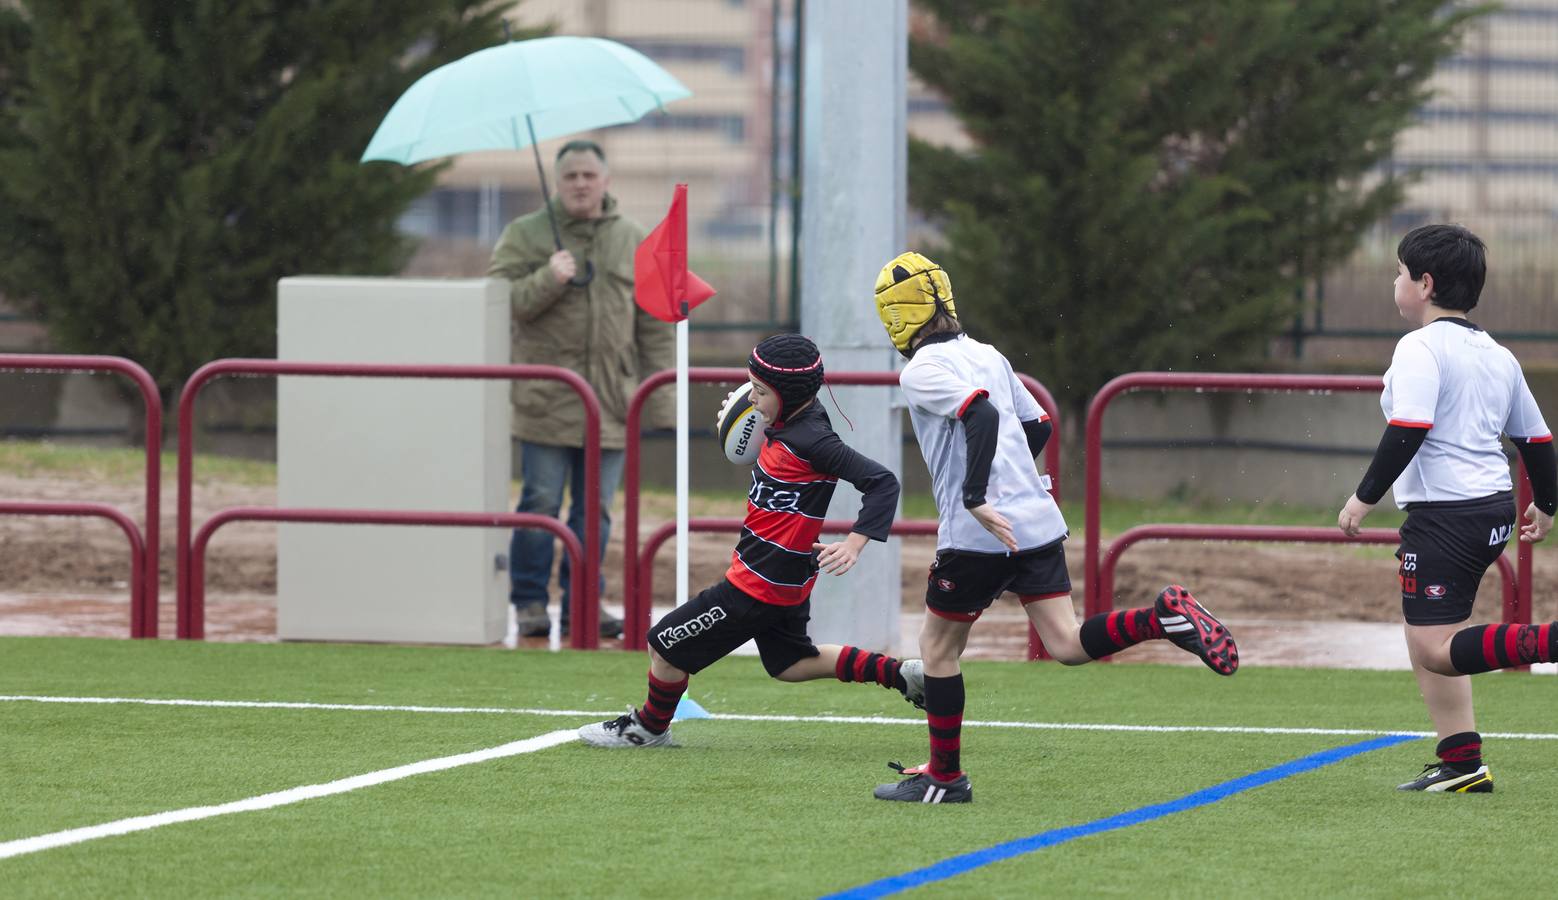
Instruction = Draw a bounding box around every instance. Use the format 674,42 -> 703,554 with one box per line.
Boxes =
716,383 -> 763,465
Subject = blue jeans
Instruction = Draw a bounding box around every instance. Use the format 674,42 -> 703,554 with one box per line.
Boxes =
509,441 -> 626,625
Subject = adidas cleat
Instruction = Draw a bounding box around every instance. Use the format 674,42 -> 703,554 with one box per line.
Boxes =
1154,585 -> 1238,675
1397,763 -> 1493,793
899,659 -> 926,710
873,766 -> 972,804
578,708 -> 675,748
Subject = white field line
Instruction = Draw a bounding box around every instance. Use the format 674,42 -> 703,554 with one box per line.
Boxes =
5,693 -> 1558,741
0,729 -> 577,862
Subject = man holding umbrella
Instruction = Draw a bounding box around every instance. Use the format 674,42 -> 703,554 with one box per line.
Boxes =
362,35 -> 695,639
490,139 -> 674,639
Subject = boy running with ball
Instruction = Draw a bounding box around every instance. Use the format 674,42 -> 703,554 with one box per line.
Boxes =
579,334 -> 924,749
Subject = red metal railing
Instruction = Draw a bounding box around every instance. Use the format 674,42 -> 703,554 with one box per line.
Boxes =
1084,372 -> 1535,630
1515,459 -> 1534,627
0,501 -> 146,633
0,354 -> 162,637
176,360 -> 602,644
1097,523 -> 1520,627
189,507 -> 584,642
621,367 -> 1061,654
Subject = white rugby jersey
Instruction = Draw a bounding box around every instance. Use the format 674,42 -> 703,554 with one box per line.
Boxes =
1381,318 -> 1551,507
900,334 -> 1067,552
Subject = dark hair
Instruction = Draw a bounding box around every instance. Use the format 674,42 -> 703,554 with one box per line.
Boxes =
1397,224 -> 1487,312
556,140 -> 606,164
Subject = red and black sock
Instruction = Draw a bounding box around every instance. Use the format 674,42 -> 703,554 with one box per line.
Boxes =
1078,607 -> 1165,660
836,645 -> 906,691
636,670 -> 688,735
1449,623 -> 1557,674
1436,731 -> 1483,774
924,673 -> 965,782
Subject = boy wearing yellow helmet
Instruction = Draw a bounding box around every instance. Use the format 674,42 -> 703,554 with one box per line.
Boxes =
870,252 -> 1239,805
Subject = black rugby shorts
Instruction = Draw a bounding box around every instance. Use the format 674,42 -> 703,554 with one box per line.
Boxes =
648,579 -> 820,676
1397,491 -> 1515,626
924,537 -> 1071,622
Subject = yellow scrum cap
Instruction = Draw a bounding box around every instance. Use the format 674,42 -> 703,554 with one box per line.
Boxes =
874,251 -> 956,352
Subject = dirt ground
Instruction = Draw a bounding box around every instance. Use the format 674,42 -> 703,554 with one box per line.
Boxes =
3,470 -> 1555,668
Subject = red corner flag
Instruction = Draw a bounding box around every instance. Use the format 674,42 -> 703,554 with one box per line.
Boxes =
634,183 -> 716,323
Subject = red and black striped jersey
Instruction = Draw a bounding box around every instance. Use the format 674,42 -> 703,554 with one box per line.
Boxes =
725,401 -> 899,605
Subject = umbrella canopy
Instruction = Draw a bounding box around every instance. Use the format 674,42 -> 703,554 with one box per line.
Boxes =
361,36 -> 691,166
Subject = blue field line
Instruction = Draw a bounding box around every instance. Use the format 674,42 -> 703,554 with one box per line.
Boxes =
822,732 -> 1421,900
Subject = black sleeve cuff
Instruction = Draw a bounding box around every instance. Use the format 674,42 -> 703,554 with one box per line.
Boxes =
960,395 -> 999,508
1021,418 -> 1052,459
1512,437 -> 1558,515
1355,423 -> 1429,504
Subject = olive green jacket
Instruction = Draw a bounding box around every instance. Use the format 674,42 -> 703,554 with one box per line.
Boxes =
488,194 -> 675,449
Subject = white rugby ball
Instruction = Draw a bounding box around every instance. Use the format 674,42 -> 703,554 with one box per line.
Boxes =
716,383 -> 763,465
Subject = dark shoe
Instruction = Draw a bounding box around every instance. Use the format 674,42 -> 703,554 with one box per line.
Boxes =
561,609 -> 625,639
1396,763 -> 1493,793
1154,585 -> 1239,675
514,602 -> 551,638
873,765 -> 972,804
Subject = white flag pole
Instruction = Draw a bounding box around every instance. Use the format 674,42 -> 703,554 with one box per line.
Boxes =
675,311 -> 690,608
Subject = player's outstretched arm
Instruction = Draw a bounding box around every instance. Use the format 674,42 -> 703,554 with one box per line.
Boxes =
813,533 -> 870,575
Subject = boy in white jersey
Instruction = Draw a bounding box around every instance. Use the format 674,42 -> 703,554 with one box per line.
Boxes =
868,252 -> 1239,804
1338,224 -> 1557,794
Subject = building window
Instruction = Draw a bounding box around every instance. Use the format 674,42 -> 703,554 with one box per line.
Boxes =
623,40 -> 745,74
638,113 -> 747,143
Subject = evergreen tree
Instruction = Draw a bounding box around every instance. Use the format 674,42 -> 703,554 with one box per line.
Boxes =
910,0 -> 1482,428
0,0 -> 537,407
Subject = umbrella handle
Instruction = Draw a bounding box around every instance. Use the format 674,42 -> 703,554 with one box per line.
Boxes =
526,115 -> 594,288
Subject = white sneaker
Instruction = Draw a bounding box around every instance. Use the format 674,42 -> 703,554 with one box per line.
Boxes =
899,659 -> 926,709
578,708 -> 674,748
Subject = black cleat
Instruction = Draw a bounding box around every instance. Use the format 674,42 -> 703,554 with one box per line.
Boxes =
1154,585 -> 1238,675
1397,763 -> 1493,793
874,763 -> 972,804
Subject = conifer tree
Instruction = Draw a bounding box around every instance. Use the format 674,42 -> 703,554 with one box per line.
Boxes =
0,1 -> 535,406
910,0 -> 1481,427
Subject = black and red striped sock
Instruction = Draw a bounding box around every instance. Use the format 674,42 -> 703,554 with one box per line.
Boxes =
836,645 -> 906,691
924,673 -> 965,782
1078,607 -> 1165,660
1449,623 -> 1558,674
1436,731 -> 1483,774
637,670 -> 688,735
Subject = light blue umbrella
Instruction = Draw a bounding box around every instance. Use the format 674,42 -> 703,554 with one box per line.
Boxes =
362,35 -> 692,284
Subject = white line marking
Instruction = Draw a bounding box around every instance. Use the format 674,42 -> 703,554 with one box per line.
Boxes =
0,729 -> 577,861
6,694 -> 1558,741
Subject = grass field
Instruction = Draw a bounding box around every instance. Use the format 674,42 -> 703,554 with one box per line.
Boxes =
3,637 -> 1554,897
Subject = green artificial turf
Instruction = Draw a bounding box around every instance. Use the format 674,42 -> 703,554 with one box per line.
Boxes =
2,637 -> 1554,897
